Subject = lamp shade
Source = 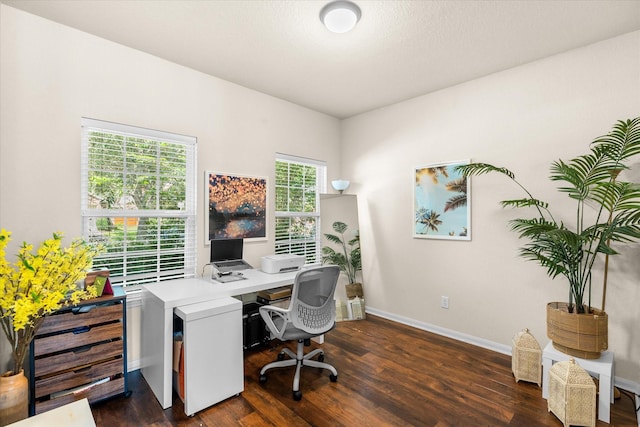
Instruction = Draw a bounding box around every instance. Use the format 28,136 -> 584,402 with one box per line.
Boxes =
320,1 -> 361,33
331,179 -> 350,193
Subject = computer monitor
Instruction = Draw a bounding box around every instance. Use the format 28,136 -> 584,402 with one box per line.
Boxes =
210,238 -> 243,263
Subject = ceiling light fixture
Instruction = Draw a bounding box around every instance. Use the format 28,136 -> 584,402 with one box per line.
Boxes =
320,1 -> 361,34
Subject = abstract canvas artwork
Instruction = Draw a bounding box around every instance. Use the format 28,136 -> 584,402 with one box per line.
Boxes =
414,160 -> 471,240
206,172 -> 267,242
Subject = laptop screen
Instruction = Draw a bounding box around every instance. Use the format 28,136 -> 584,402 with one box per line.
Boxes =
210,238 -> 243,262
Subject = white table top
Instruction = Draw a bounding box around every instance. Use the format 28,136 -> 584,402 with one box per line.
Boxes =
142,268 -> 298,309
8,399 -> 95,427
542,341 -> 614,366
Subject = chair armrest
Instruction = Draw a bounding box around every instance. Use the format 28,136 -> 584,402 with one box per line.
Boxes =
259,305 -> 289,340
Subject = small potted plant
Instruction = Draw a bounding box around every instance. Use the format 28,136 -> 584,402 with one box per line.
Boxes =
322,221 -> 362,298
0,229 -> 101,424
457,117 -> 640,358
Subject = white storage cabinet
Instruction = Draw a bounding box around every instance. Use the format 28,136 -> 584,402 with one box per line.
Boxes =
175,297 -> 243,416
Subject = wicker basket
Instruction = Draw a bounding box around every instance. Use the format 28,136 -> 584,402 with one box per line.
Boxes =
345,282 -> 364,299
547,302 -> 608,359
511,328 -> 541,386
548,358 -> 596,427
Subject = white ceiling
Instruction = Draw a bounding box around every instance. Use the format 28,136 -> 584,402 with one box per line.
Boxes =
3,0 -> 640,118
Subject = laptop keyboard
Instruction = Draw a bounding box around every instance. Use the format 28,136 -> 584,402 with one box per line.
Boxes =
219,261 -> 245,267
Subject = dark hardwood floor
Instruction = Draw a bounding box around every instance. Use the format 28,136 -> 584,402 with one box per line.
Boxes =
91,315 -> 638,426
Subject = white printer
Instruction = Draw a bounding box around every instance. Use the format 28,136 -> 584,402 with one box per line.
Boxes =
261,254 -> 305,274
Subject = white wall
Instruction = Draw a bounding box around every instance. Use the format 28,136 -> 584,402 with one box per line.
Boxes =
342,31 -> 640,384
2,3 -> 640,389
0,5 -> 341,372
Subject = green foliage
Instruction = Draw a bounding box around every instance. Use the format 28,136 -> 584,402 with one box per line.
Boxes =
456,117 -> 640,313
275,160 -> 318,213
274,160 -> 321,263
88,132 -> 187,213
87,132 -> 189,280
322,221 -> 361,284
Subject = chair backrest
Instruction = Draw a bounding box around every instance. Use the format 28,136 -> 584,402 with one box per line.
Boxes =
290,265 -> 340,335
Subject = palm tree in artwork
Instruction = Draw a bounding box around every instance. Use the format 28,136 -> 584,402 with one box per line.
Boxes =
416,208 -> 443,234
444,176 -> 467,212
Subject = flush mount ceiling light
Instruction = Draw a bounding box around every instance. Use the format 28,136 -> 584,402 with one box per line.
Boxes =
320,1 -> 361,34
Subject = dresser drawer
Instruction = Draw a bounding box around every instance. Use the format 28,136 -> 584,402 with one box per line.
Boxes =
34,339 -> 124,378
34,357 -> 124,399
29,288 -> 129,415
34,376 -> 125,415
34,321 -> 123,355
37,303 -> 122,336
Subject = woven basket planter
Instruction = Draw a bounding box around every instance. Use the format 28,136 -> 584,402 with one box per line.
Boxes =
546,302 -> 608,359
345,282 -> 363,299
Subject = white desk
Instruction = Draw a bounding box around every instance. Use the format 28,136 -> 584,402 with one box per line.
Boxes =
542,342 -> 614,423
140,269 -> 297,409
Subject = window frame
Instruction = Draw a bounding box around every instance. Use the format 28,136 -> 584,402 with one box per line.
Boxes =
80,118 -> 197,289
274,153 -> 327,265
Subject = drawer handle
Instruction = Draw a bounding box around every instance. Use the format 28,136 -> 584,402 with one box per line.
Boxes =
72,326 -> 91,334
74,345 -> 92,354
72,305 -> 96,314
73,366 -> 91,373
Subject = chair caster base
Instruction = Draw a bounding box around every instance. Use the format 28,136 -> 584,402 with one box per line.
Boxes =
330,374 -> 338,382
293,390 -> 302,401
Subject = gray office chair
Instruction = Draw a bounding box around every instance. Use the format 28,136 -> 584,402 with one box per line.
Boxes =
258,265 -> 340,400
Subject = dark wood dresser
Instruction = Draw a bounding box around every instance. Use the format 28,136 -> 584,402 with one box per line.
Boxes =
29,287 -> 128,415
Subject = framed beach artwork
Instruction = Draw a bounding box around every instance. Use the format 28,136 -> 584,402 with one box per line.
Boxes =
206,172 -> 267,242
414,160 -> 471,240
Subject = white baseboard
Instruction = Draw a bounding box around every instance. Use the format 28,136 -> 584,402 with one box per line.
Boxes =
365,306 -> 511,355
616,377 -> 640,395
365,304 -> 640,425
127,359 -> 141,372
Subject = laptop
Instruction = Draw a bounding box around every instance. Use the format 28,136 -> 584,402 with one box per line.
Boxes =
210,238 -> 253,273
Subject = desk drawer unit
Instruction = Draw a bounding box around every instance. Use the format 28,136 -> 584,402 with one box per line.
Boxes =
175,297 -> 243,416
29,289 -> 128,415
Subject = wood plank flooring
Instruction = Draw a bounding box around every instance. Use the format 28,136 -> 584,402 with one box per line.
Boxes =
91,315 -> 638,426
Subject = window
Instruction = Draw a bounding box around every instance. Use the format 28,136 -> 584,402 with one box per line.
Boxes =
81,118 -> 197,287
274,154 -> 326,264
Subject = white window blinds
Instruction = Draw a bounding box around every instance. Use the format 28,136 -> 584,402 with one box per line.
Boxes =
274,153 -> 326,264
81,118 -> 197,287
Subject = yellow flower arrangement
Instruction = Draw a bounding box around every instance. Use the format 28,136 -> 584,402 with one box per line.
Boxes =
0,229 -> 102,375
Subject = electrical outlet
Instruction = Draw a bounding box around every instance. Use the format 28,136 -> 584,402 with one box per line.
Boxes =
441,296 -> 449,309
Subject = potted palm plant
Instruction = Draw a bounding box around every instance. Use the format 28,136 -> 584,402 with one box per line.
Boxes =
322,221 -> 362,298
457,117 -> 640,359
